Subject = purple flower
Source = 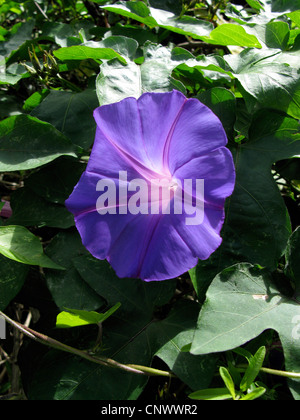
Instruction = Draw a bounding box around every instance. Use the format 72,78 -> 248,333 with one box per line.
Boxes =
0,200 -> 12,219
65,90 -> 235,281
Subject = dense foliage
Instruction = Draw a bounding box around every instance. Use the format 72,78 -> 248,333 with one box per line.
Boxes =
0,0 -> 299,401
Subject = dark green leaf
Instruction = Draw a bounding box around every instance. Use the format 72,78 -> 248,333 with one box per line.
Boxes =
148,0 -> 182,15
265,21 -> 290,50
25,157 -> 86,205
150,301 -> 217,391
190,263 -> 300,399
44,230 -> 106,311
38,21 -> 94,48
9,187 -> 74,229
0,21 -> 34,58
0,254 -> 28,311
31,88 -> 98,149
0,114 -> 78,171
197,87 -> 236,140
271,0 -> 300,13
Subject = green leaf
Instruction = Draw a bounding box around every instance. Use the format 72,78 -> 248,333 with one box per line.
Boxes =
96,59 -> 140,105
240,346 -> 266,392
245,0 -> 265,10
9,187 -> 74,229
271,0 -> 300,13
93,35 -> 139,60
0,70 -> 23,85
190,263 -> 300,399
189,388 -> 232,400
0,114 -> 77,171
148,0 -> 182,14
0,225 -> 65,269
287,11 -> 300,27
0,91 -> 22,119
233,347 -> 253,363
219,366 -> 236,399
56,303 -> 121,328
0,254 -> 28,311
239,387 -> 266,400
0,54 -> 27,85
96,42 -> 187,105
31,88 -> 98,149
102,1 -> 157,27
72,254 -> 176,321
23,89 -> 49,112
53,44 -> 127,64
225,49 -> 300,119
25,157 -> 86,205
38,21 -> 94,48
0,21 -> 34,59
265,21 -> 290,50
149,6 -> 213,38
190,265 -> 281,355
44,231 -> 105,311
150,301 -> 217,391
101,1 -> 213,38
202,24 -> 262,48
197,87 -> 236,140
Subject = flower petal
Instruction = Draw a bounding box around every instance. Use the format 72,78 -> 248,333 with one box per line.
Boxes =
168,147 -> 235,261
169,208 -> 224,262
136,90 -> 187,174
138,215 -> 198,281
93,97 -> 157,178
107,214 -> 161,278
173,147 -> 235,208
87,127 -> 148,181
167,98 -> 228,174
66,171 -> 139,262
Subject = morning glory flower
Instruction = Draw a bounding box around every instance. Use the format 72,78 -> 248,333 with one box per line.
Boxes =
0,200 -> 12,219
65,90 -> 235,281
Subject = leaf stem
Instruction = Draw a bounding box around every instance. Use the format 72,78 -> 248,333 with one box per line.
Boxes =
0,311 -> 174,378
127,364 -> 176,378
236,364 -> 300,379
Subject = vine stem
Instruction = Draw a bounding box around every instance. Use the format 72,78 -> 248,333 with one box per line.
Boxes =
0,311 -> 174,378
236,364 -> 300,380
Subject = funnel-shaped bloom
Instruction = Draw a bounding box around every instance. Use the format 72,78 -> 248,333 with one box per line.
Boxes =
66,90 -> 235,281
